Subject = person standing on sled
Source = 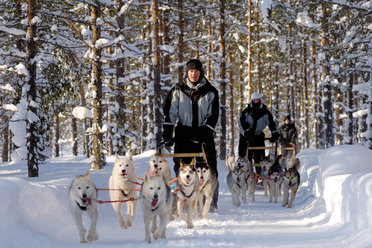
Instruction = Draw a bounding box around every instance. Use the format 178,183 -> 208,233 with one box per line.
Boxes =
279,115 -> 297,168
162,59 -> 220,212
238,92 -> 279,175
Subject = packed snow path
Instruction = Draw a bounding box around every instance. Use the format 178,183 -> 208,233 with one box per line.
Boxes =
0,145 -> 371,247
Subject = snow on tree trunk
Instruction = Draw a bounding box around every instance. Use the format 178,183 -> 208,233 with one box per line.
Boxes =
152,0 -> 162,149
366,73 -> 372,149
26,0 -> 39,177
321,3 -> 334,148
91,3 -> 104,170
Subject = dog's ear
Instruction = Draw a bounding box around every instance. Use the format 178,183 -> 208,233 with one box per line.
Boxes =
190,158 -> 195,167
294,158 -> 300,170
275,155 -> 283,164
226,160 -> 234,172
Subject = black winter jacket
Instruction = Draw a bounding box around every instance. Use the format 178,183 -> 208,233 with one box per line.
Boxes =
163,77 -> 219,133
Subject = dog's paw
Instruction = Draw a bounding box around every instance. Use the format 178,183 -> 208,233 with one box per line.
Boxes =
120,221 -> 128,229
127,219 -> 132,227
87,230 -> 98,241
153,230 -> 160,240
187,222 -> 194,229
80,239 -> 87,243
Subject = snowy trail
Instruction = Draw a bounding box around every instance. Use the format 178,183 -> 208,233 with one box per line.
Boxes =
1,146 -> 372,247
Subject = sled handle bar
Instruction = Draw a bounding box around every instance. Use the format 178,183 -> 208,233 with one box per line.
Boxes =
160,142 -> 207,161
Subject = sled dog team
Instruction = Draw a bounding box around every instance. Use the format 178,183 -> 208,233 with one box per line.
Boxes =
68,151 -> 300,243
226,154 -> 301,208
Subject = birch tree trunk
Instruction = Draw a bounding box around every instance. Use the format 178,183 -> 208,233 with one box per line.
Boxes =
91,3 -> 104,170
26,0 -> 39,177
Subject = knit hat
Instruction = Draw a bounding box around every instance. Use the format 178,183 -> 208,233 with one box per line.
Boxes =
251,92 -> 262,101
186,59 -> 204,76
284,115 -> 291,121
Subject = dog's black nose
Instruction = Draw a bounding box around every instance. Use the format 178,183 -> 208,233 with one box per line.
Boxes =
186,175 -> 190,179
82,194 -> 87,198
154,194 -> 158,199
154,164 -> 158,168
122,169 -> 126,173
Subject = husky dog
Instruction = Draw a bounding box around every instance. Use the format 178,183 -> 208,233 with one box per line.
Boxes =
109,153 -> 138,228
68,170 -> 98,243
148,150 -> 171,182
196,160 -> 218,218
267,155 -> 284,203
237,157 -> 256,203
282,158 -> 301,208
140,173 -> 173,243
226,158 -> 247,206
260,156 -> 272,197
176,159 -> 199,228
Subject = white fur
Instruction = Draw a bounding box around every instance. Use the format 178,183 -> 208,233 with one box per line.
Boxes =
148,151 -> 171,182
109,153 -> 138,228
226,160 -> 247,207
68,170 -> 98,243
196,162 -> 217,218
140,174 -> 173,243
177,160 -> 199,228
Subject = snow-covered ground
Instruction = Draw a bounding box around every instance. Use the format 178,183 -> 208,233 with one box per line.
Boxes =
0,145 -> 372,248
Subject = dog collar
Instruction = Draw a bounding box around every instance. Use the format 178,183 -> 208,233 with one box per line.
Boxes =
235,182 -> 241,188
199,182 -> 209,193
180,187 -> 195,198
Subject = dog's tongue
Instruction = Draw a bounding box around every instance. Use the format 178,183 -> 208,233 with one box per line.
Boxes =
151,198 -> 158,207
199,179 -> 204,186
148,170 -> 156,177
86,198 -> 92,205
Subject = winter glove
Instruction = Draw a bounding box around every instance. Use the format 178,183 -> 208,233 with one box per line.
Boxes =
269,131 -> 280,143
162,125 -> 174,147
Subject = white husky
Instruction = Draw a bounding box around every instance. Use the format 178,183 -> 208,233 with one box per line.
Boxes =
196,160 -> 217,218
68,170 -> 98,243
176,159 -> 199,228
140,173 -> 173,243
109,153 -> 138,228
148,150 -> 171,182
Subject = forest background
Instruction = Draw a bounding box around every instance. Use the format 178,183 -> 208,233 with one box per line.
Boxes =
0,0 -> 371,177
